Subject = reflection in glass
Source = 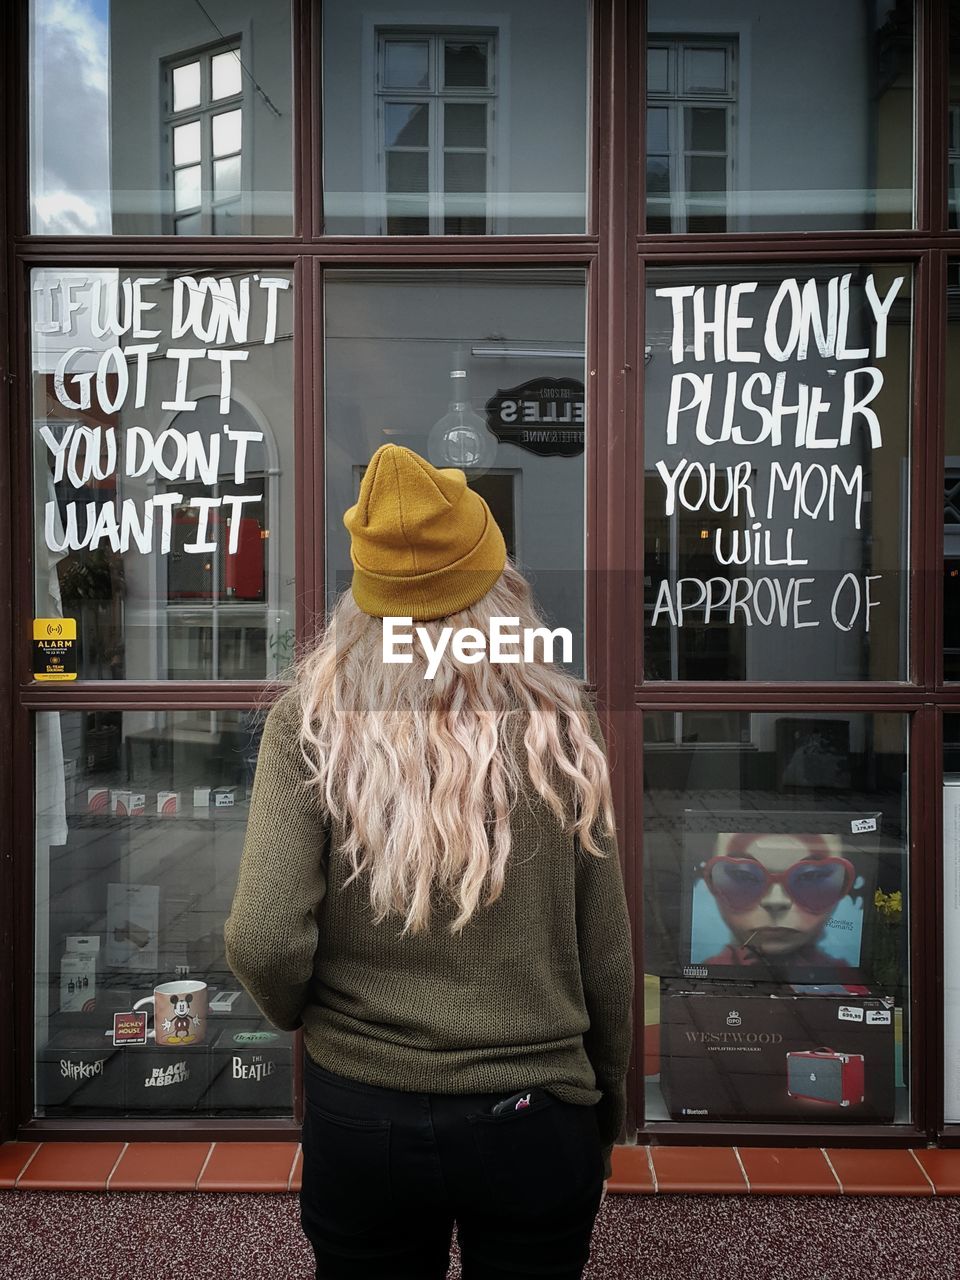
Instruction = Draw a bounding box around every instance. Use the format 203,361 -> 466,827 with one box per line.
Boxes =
323,1 -> 588,234
211,49 -> 243,100
644,712 -> 910,1124
945,263 -> 960,678
644,264 -> 912,681
324,269 -> 587,674
646,2 -> 914,232
30,0 -> 292,234
34,709 -> 295,1118
212,110 -> 242,158
30,268 -> 295,681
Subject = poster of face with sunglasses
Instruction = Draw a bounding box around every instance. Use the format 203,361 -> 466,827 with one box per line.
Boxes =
683,812 -> 880,983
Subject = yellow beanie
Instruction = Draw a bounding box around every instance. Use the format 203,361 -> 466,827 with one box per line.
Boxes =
343,444 -> 507,621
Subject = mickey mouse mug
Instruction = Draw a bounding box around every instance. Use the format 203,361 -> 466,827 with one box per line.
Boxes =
133,980 -> 207,1046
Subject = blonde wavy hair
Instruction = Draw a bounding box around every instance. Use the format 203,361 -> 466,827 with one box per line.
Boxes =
290,558 -> 616,937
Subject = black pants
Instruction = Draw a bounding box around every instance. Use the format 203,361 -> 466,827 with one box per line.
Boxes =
300,1052 -> 605,1279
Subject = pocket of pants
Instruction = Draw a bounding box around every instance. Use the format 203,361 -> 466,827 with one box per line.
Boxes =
466,1095 -> 603,1218
301,1097 -> 393,1229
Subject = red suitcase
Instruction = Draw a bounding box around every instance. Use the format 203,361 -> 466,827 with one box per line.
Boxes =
786,1047 -> 865,1107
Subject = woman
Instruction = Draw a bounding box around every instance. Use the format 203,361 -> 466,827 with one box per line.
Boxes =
225,444 -> 634,1279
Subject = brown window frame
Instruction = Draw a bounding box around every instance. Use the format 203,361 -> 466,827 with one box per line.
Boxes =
1,0 -> 957,1151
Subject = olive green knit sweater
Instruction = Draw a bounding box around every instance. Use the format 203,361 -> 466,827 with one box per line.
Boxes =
224,687 -> 635,1182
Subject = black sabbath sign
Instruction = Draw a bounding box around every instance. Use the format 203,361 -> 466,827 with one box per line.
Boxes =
485,378 -> 585,457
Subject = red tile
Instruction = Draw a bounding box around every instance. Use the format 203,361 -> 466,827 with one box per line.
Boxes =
650,1145 -> 747,1193
288,1146 -> 302,1193
0,1142 -> 40,1189
608,1145 -> 655,1193
912,1149 -> 960,1194
107,1142 -> 213,1191
17,1142 -> 126,1191
825,1148 -> 933,1196
737,1147 -> 840,1195
198,1142 -> 299,1192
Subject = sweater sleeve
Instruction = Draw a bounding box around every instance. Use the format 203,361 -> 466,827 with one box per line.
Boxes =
576,693 -> 635,1182
224,689 -> 329,1032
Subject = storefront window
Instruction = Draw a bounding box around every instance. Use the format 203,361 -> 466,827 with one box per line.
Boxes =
643,711 -> 910,1125
646,1 -> 914,233
944,262 -> 960,679
321,1 -> 590,235
644,263 -> 912,681
945,715 -> 960,1122
31,268 -> 295,681
323,269 -> 587,674
34,709 -> 294,1117
29,0 -> 293,234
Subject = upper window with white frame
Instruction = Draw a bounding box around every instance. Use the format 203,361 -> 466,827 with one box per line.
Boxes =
646,37 -> 737,235
163,42 -> 245,236
376,31 -> 496,235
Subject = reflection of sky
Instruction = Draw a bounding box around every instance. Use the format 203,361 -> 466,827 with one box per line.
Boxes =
31,0 -> 111,233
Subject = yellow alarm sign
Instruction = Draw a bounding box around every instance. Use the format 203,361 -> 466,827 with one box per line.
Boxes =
33,618 -> 78,681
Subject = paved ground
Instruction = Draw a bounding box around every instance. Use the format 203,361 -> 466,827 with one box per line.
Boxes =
2,1189 -> 958,1278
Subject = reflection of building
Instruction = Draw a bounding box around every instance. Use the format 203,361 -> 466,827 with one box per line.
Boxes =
9,0 -> 960,1203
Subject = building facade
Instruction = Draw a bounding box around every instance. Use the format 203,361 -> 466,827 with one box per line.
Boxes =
3,0 -> 960,1172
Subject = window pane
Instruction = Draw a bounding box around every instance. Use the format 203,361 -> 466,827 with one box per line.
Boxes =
173,121 -> 201,167
644,264 -> 912,681
31,268 -> 295,681
211,49 -> 242,100
384,41 -> 430,88
685,154 -> 726,195
686,106 -> 726,152
212,110 -> 242,158
324,270 -> 587,674
445,41 -> 488,88
214,155 -> 241,200
647,107 -> 669,154
30,2 -> 293,234
648,46 -> 670,94
945,716 -> 960,1119
944,260 -> 960,678
683,46 -> 727,94
213,202 -> 242,236
172,61 -> 201,112
323,1 -> 589,234
385,102 -> 429,148
644,712 -> 911,1126
646,3 -> 914,232
444,151 -> 486,195
647,156 -> 670,196
445,103 -> 486,149
34,708 -> 295,1118
174,164 -> 201,211
174,212 -> 202,235
386,150 -> 429,195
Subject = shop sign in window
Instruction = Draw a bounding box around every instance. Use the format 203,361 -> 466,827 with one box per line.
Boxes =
644,264 -> 912,682
31,268 -> 295,681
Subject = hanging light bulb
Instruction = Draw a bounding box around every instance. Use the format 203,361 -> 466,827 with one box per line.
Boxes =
427,360 -> 497,475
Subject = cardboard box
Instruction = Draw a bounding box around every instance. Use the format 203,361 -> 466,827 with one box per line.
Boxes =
659,980 -> 896,1123
205,1025 -> 292,1111
157,791 -> 180,817
36,1029 -> 124,1113
60,953 -> 96,1013
65,935 -> 100,955
87,787 -> 109,814
122,1042 -> 211,1112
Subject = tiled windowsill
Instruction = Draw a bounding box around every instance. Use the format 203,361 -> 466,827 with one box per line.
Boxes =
0,1141 -> 955,1195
